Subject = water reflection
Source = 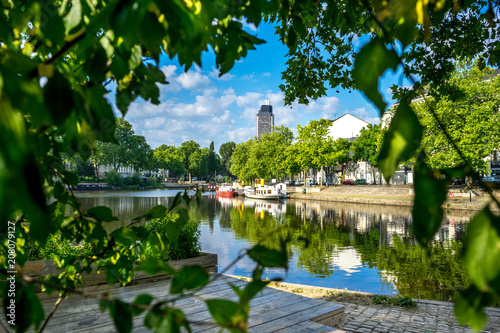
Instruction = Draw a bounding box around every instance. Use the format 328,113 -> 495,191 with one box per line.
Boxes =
77,190 -> 473,301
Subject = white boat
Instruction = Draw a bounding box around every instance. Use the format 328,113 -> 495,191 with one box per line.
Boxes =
244,183 -> 287,200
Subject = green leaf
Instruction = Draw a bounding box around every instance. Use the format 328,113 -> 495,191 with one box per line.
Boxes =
170,266 -> 209,294
205,299 -> 239,325
352,38 -> 399,115
239,280 -> 269,305
110,227 -> 141,246
63,171 -> 79,186
63,0 -> 82,34
110,299 -> 132,333
87,206 -> 118,222
135,257 -> 175,275
454,286 -> 493,331
163,220 -> 180,245
412,161 -> 448,245
83,46 -> 108,82
463,207 -> 500,290
40,13 -> 65,46
128,45 -> 142,70
247,245 -> 288,269
168,192 -> 182,212
149,205 -> 167,219
132,294 -> 153,315
43,71 -> 75,126
378,100 -> 422,180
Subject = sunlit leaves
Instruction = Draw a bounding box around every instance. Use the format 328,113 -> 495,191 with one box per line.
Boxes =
455,286 -> 495,332
62,0 -> 82,34
378,100 -> 422,181
353,38 -> 400,115
462,207 -> 500,291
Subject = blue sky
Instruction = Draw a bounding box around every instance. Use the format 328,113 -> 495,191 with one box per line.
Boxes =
122,21 -> 400,151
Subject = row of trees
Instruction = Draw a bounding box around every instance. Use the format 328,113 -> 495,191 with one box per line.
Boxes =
230,121 -> 384,184
71,117 -> 238,182
230,64 -> 500,186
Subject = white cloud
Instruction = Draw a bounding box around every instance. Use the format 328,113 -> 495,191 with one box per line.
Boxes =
209,67 -> 235,81
175,71 -> 211,90
236,92 -> 263,108
241,74 -> 255,81
262,72 -> 271,77
160,65 -> 177,78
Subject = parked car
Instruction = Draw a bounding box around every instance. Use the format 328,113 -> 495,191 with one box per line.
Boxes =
352,179 -> 367,185
451,178 -> 464,186
309,180 -> 318,186
342,179 -> 354,185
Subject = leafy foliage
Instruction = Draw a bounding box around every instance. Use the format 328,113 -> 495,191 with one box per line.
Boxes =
2,0 -> 500,330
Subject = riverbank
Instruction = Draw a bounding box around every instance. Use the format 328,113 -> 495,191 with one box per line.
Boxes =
288,185 -> 498,211
227,275 -> 500,333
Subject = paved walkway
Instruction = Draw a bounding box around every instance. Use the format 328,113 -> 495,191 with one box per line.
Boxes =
339,300 -> 500,333
262,279 -> 500,333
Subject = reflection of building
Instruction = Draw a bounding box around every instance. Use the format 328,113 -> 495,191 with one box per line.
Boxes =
257,100 -> 274,140
243,198 -> 286,217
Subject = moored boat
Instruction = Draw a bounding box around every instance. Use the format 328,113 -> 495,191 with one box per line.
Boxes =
216,184 -> 236,197
244,183 -> 286,200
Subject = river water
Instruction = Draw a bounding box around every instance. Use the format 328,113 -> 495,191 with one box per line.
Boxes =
76,189 -> 473,301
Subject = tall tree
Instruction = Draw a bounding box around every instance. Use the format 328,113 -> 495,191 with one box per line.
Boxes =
95,118 -> 137,172
248,125 -> 294,180
179,140 -> 201,182
412,64 -> 500,174
207,141 -> 218,179
296,119 -> 341,186
351,123 -> 383,182
230,139 -> 257,182
219,141 -> 236,176
154,145 -> 185,178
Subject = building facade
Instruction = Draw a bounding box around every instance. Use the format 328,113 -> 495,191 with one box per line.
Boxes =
256,100 -> 274,140
327,113 -> 369,141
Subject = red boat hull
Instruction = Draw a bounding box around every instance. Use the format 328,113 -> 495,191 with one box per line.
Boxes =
216,190 -> 235,197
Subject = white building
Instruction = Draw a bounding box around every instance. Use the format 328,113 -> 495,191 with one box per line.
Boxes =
328,113 -> 369,141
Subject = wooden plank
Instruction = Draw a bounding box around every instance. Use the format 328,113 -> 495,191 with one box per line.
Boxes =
4,275 -> 344,333
248,302 -> 343,332
74,280 -> 287,333
43,279 -> 250,333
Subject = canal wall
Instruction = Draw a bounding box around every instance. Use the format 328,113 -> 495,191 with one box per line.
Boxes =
288,185 -> 499,212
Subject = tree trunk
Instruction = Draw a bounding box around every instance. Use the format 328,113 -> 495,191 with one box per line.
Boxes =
320,165 -> 324,186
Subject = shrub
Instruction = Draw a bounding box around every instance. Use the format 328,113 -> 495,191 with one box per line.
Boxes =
140,214 -> 201,262
27,234 -> 92,261
105,169 -> 123,186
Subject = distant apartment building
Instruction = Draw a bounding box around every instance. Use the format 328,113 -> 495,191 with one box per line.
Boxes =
256,100 -> 274,140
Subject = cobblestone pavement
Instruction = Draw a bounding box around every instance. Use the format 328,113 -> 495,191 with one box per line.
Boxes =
338,300 -> 500,333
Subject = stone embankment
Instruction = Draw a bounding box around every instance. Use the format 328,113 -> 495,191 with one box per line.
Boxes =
288,185 -> 499,212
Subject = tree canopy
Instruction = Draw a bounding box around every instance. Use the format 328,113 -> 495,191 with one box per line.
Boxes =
2,0 -> 500,331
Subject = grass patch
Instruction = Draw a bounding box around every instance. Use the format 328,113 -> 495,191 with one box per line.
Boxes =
372,294 -> 416,308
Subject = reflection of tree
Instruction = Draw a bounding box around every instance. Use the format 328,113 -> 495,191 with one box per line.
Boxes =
224,201 -> 469,301
372,236 -> 469,301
